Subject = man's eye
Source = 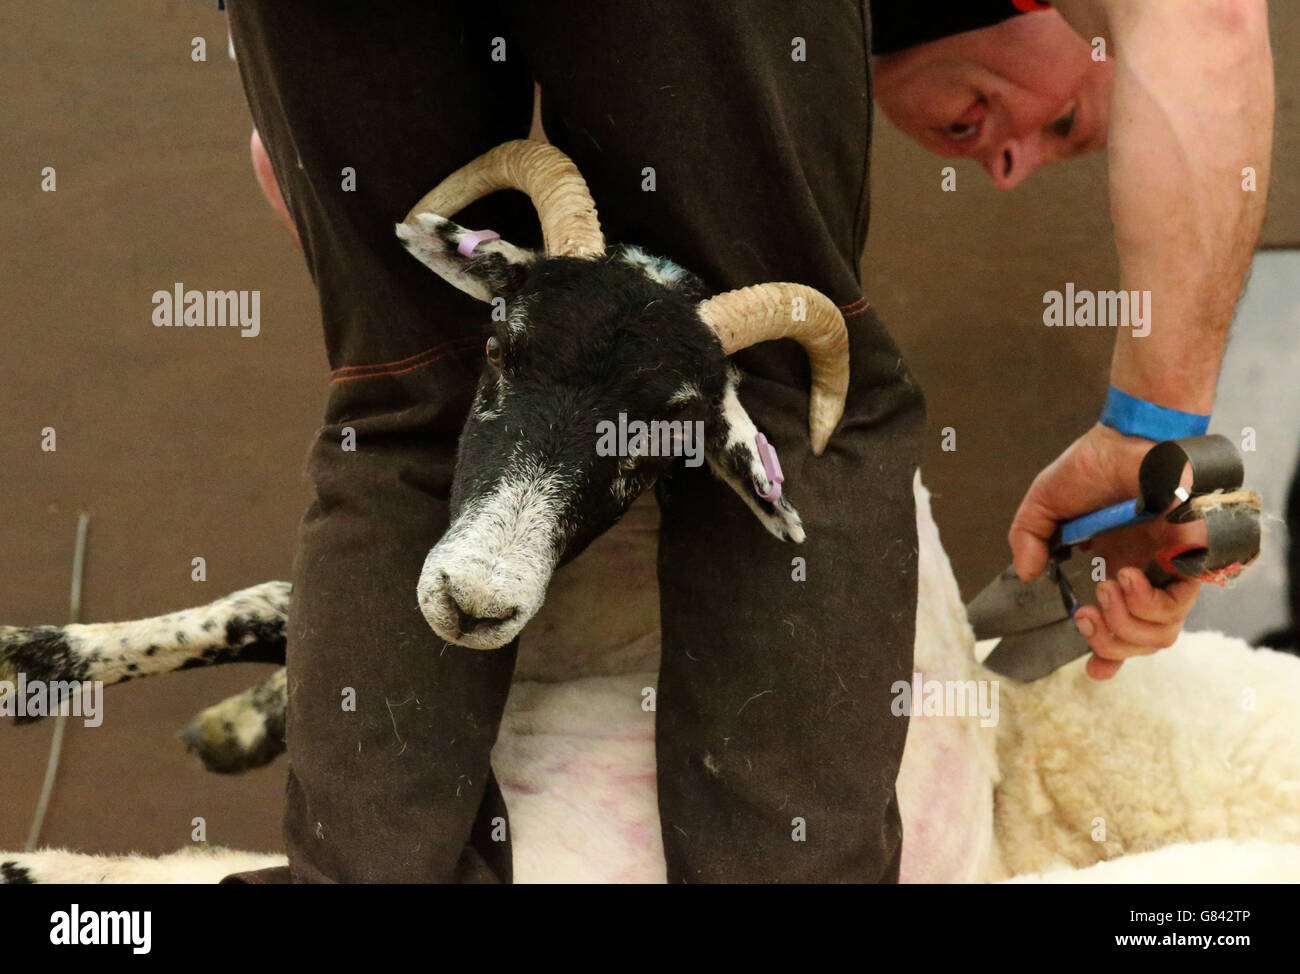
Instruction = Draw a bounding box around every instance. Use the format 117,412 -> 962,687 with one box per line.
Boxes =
946,121 -> 979,141
1050,110 -> 1076,139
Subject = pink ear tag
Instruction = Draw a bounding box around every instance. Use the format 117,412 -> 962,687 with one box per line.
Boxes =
457,229 -> 501,257
753,432 -> 784,502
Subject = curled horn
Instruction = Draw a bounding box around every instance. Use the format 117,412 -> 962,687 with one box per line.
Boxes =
402,139 -> 605,257
697,283 -> 850,455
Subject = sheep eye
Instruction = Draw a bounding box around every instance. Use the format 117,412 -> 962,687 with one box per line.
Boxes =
485,337 -> 502,368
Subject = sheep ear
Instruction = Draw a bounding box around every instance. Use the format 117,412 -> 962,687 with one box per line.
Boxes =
704,371 -> 806,543
395,213 -> 537,302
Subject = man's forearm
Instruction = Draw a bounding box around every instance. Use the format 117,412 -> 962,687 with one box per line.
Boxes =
1094,0 -> 1273,414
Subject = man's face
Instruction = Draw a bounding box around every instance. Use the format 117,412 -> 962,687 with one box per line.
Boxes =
872,10 -> 1115,189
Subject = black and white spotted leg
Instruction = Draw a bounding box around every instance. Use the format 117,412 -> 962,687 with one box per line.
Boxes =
0,581 -> 291,722
180,666 -> 287,774
0,847 -> 288,884
704,372 -> 806,543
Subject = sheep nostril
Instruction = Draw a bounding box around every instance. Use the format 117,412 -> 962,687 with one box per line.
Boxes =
448,593 -> 518,634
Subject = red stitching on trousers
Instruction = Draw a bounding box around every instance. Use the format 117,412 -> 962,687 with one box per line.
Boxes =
330,336 -> 482,383
838,295 -> 870,316
331,336 -> 482,376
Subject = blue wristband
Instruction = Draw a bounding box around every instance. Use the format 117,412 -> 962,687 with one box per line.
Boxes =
1100,386 -> 1210,440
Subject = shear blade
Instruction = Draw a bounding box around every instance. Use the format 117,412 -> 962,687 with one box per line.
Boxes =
967,561 -> 1073,640
980,619 -> 1093,681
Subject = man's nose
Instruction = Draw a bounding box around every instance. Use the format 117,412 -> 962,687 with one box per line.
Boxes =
984,137 -> 1045,192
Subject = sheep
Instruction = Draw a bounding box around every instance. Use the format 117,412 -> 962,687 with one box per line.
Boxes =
5,477 -> 1300,883
4,138 -> 1297,882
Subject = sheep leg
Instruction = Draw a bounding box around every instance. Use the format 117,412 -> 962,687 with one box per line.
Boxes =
0,581 -> 290,722
180,666 -> 287,773
0,847 -> 288,884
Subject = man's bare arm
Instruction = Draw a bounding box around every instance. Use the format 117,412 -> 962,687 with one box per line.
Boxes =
1057,0 -> 1273,413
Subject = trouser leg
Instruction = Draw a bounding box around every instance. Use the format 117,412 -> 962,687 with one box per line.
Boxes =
226,0 -> 535,883
509,0 -> 924,882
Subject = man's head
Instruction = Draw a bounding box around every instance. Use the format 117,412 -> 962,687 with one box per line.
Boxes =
872,8 -> 1114,189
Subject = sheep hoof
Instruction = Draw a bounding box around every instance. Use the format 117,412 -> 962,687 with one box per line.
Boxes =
179,711 -> 284,774
178,670 -> 286,774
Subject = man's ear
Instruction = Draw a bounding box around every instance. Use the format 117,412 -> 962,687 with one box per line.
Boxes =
395,213 -> 537,302
704,369 -> 806,544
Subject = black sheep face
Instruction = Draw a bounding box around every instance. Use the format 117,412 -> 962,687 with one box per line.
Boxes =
397,215 -> 804,649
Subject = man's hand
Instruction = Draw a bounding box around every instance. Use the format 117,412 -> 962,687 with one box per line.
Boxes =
1008,424 -> 1203,681
251,129 -> 299,244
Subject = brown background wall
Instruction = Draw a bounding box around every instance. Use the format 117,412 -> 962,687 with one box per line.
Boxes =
1,2 -> 1296,858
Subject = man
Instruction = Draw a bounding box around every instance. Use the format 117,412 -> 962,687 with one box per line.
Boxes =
224,0 -> 1273,883
871,1 -> 1272,679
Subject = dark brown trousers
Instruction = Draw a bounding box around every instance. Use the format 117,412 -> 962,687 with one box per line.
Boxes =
225,0 -> 924,883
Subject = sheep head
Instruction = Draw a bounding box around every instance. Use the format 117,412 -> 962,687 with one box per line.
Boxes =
396,140 -> 849,650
